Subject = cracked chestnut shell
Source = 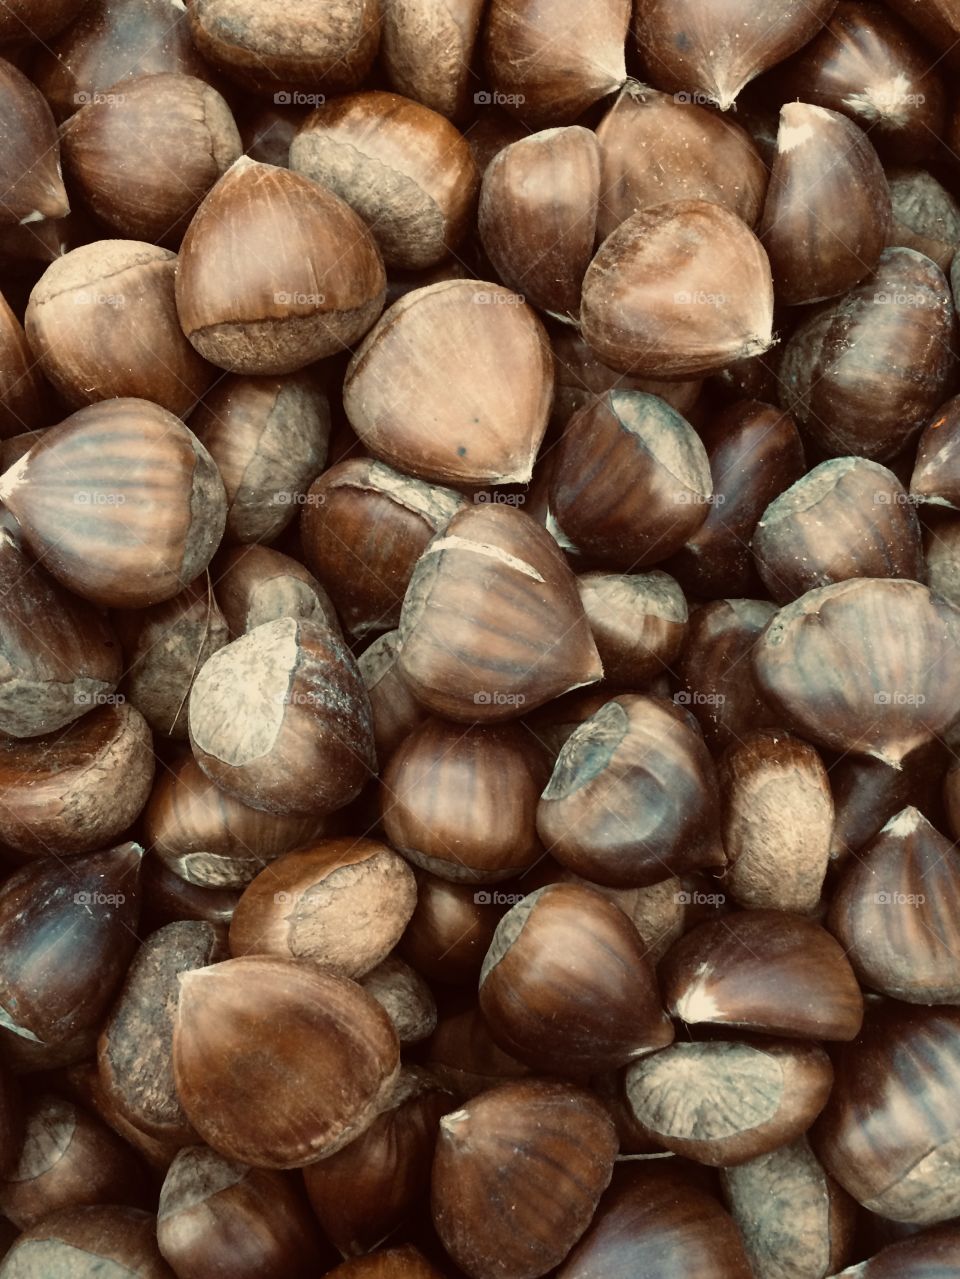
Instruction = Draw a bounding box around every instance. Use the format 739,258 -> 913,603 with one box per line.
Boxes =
478,881 -> 674,1073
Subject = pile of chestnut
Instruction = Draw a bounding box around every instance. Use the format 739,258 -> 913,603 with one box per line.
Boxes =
3,0 -> 960,1275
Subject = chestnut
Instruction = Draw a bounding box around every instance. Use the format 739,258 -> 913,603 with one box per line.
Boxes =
576,571 -> 688,686
777,248 -> 956,460
537,694 -> 721,888
910,393 -> 960,508
215,545 -> 339,639
564,871 -> 709,965
830,741 -> 945,866
828,807 -> 960,1003
0,293 -> 46,440
831,1225 -> 960,1277
60,73 -> 242,243
0,1205 -> 172,1277
636,0 -> 838,110
580,200 -> 775,377
187,617 -> 375,816
720,731 -> 833,914
0,842 -> 144,1070
381,718 -> 549,882
186,0 -> 381,94
479,126 -> 599,321
761,103 -> 891,305
303,1067 -> 450,1256
924,516 -> 960,608
173,956 -> 400,1167
0,1093 -> 148,1229
432,1079 -> 619,1279
158,1146 -> 327,1279
300,459 -> 464,639
478,881 -> 674,1072
625,1039 -> 834,1168
25,240 -> 212,415
399,873 -> 504,986
326,1248 -> 445,1278
888,168 -> 960,273
358,630 -> 429,763
142,856 -> 240,936
0,703 -> 154,858
482,0 -> 629,124
423,1004 -> 529,1100
343,279 -> 553,487
753,578 -> 960,768
814,1004 -> 960,1223
0,398 -> 226,609
551,329 -> 703,425
0,0 -> 85,41
175,158 -> 387,375
144,754 -> 322,890
382,0 -> 484,118
753,458 -> 923,603
661,909 -> 864,1041
98,921 -> 224,1150
190,372 -> 331,545
228,838 -> 417,977
291,91 -> 479,270
0,57 -> 70,224
396,503 -> 602,721
360,957 -> 437,1046
236,101 -> 303,167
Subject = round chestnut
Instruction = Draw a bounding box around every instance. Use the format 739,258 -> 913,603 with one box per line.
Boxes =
576,571 -> 688,685
399,873 -> 504,986
215,545 -> 339,639
0,1205 -> 172,1277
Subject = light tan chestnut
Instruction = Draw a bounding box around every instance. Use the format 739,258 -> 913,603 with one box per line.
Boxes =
343,279 -> 553,487
188,617 -> 375,816
397,503 -> 602,721
479,126 -> 600,321
175,158 -> 387,375
380,0 -> 485,118
581,200 -> 775,377
291,91 -> 479,269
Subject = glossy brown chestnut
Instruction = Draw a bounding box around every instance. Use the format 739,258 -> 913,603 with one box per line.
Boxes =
25,240 -> 211,414
0,842 -> 144,1070
0,1205 -> 173,1277
661,909 -> 864,1040
432,1078 -> 619,1279
911,394 -> 960,508
187,0 -> 381,94
33,0 -> 208,121
396,503 -> 602,721
753,578 -> 960,767
190,372 -> 331,545
0,293 -> 45,440
399,874 -> 504,986
761,103 -> 890,305
188,617 -> 375,816
814,1004 -> 960,1223
721,1138 -> 857,1279
888,169 -> 960,273
381,718 -> 549,882
576,571 -> 687,686
752,457 -> 923,603
0,399 -> 226,608
626,1039 -> 833,1167
478,881 -> 674,1072
175,158 -> 387,375
358,630 -> 429,764
215,546 -> 339,639
669,400 -> 806,598
0,703 -> 154,858
158,1146 -> 326,1279
479,126 -> 599,321
828,807 -> 960,1003
304,1067 -> 450,1257
228,838 -> 417,977
343,279 -> 553,487
557,1161 -> 754,1278
360,957 -> 437,1045
720,731 -> 832,914
98,921 -> 223,1149
291,91 -> 478,269
595,82 -> 767,239
551,329 -> 703,426
636,0 -> 838,110
777,248 -> 956,460
381,0 -> 484,118
830,741 -> 944,865
173,956 -> 400,1168
581,200 -> 775,377
301,459 -> 464,638
423,1004 -> 530,1099
0,1094 -> 148,1229
60,73 -> 242,243
145,754 -> 321,890
0,57 -> 70,224
483,0 -> 629,124
830,1224 -> 960,1277
142,857 -> 240,936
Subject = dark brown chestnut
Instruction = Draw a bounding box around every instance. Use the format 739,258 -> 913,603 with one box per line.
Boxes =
215,545 -> 339,638
478,881 -> 674,1072
175,158 -> 387,375
0,398 -> 226,608
551,329 -> 703,425
360,957 -> 437,1046
888,168 -> 960,273
0,292 -> 46,440
0,57 -> 70,224
0,1205 -> 173,1277
358,630 -> 429,764
830,741 -> 945,866
188,617 -> 375,816
432,1078 -> 619,1279
142,856 -> 240,936
423,1004 -> 530,1099
399,874 -> 504,986
830,1225 -> 960,1277
0,0 -> 85,41
661,909 -> 864,1041
910,394 -> 960,508
236,101 -> 303,167
576,571 -> 687,686
173,956 -> 400,1168
380,0 -> 484,118
0,703 -> 154,857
